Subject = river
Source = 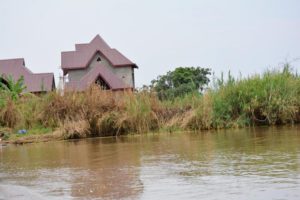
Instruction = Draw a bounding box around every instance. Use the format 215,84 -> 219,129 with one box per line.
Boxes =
0,126 -> 300,200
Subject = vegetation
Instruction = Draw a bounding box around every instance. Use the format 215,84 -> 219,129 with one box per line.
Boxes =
150,67 -> 211,100
0,75 -> 26,101
0,65 -> 299,143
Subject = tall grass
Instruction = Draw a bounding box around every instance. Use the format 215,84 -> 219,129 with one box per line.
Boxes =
0,66 -> 299,140
209,67 -> 300,127
0,98 -> 19,128
116,91 -> 160,134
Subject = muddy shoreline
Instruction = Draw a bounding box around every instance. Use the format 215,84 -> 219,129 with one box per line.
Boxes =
1,131 -> 63,145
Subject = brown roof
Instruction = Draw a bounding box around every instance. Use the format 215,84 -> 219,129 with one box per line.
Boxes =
65,62 -> 131,91
61,35 -> 137,75
0,58 -> 55,93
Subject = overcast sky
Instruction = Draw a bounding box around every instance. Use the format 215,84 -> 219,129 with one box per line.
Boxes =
0,0 -> 299,87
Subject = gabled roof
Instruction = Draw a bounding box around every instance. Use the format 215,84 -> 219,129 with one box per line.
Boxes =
61,35 -> 137,74
65,62 -> 131,91
0,58 -> 55,93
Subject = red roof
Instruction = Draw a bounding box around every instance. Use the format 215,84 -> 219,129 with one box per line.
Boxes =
61,35 -> 137,75
0,58 -> 55,93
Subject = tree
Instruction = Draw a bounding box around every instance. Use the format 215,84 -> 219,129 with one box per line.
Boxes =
0,75 -> 27,100
151,67 -> 211,100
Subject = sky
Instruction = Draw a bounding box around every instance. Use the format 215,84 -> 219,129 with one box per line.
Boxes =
0,0 -> 299,87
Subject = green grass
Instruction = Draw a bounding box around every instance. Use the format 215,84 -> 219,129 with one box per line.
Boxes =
209,67 -> 300,127
0,66 -> 299,142
12,126 -> 52,138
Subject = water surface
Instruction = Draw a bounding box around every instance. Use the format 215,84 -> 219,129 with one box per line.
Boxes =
1,126 -> 300,199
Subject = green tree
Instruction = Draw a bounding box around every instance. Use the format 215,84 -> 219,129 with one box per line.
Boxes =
0,75 -> 27,100
151,67 -> 211,100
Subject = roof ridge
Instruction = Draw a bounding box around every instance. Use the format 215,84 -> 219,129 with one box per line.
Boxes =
32,72 -> 54,75
61,34 -> 138,70
90,34 -> 111,49
0,58 -> 24,62
61,51 -> 77,54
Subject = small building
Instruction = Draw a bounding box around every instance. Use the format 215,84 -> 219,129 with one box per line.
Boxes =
61,35 -> 138,91
0,58 -> 55,93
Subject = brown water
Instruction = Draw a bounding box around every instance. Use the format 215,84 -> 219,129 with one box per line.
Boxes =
0,126 -> 300,200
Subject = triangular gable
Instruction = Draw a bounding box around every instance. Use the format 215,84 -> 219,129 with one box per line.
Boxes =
61,35 -> 137,74
65,62 -> 130,91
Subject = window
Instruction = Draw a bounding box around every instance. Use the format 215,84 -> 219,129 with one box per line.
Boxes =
95,76 -> 110,90
97,57 -> 101,62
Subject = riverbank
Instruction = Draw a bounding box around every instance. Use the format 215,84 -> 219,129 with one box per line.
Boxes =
1,130 -> 63,145
2,124 -> 300,145
0,67 -> 299,144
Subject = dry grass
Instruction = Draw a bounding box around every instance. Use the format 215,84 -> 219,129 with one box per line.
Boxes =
181,93 -> 213,130
0,99 -> 19,128
0,67 -> 299,142
116,92 -> 160,134
62,119 -> 90,139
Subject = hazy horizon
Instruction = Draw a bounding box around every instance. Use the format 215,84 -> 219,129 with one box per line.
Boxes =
0,0 -> 299,87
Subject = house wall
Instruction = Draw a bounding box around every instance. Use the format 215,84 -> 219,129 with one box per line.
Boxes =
68,52 -> 134,88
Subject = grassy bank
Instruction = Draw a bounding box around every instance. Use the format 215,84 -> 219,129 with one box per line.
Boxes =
0,67 -> 299,143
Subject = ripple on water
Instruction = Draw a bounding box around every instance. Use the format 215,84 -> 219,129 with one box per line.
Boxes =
1,126 -> 300,199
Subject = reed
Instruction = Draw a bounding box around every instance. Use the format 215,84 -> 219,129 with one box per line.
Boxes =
0,66 -> 299,141
0,98 -> 19,128
116,91 -> 160,134
210,67 -> 300,127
